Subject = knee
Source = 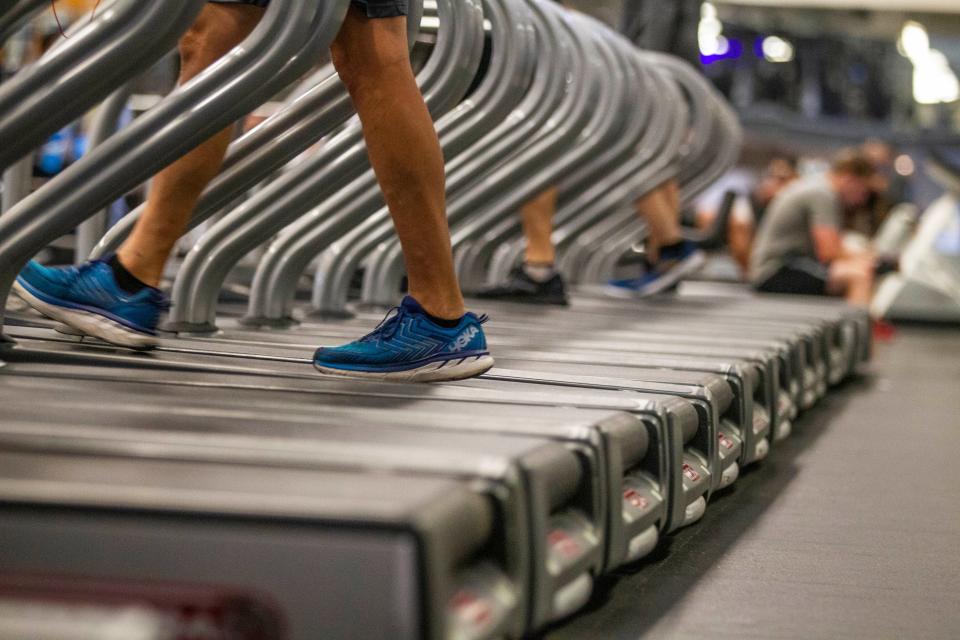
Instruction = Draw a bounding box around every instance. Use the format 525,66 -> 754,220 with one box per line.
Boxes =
331,43 -> 375,96
849,261 -> 875,288
178,9 -> 258,82
329,42 -> 358,93
177,25 -> 208,80
331,39 -> 410,97
178,23 -> 232,81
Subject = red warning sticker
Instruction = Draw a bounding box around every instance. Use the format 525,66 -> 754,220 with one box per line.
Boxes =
451,590 -> 493,628
682,463 -> 701,482
548,529 -> 583,560
623,488 -> 649,510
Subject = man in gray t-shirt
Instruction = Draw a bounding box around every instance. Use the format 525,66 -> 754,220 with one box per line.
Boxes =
751,176 -> 842,284
750,150 -> 878,307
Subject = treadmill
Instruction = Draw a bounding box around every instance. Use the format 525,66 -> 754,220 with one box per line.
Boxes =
0,393 -> 598,634
0,358 -> 702,565
0,450 -> 506,640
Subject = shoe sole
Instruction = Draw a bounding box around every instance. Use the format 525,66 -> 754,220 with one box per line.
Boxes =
474,293 -> 568,306
604,251 -> 707,299
314,354 -> 495,383
12,280 -> 158,351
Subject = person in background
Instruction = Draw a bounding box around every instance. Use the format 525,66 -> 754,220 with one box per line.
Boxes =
475,178 -> 705,304
696,153 -> 799,277
751,149 -> 878,308
851,139 -> 907,239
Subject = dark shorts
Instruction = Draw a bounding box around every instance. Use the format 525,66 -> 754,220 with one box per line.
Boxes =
209,0 -> 407,18
756,257 -> 829,297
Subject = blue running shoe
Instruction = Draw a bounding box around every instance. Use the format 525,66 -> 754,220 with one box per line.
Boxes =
13,259 -> 166,350
314,296 -> 495,382
606,240 -> 706,298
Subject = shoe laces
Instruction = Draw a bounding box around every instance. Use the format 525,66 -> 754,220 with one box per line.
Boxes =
360,305 -> 410,344
64,260 -> 99,282
360,306 -> 488,344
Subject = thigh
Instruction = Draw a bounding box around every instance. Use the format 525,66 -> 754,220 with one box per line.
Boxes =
757,258 -> 829,296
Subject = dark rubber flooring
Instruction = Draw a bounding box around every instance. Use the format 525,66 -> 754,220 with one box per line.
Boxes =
545,326 -> 960,640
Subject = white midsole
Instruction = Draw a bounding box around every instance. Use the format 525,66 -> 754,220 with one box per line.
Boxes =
315,354 -> 495,383
12,281 -> 157,350
605,251 -> 708,299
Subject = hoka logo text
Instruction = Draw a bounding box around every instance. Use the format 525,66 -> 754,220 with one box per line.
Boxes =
450,326 -> 479,353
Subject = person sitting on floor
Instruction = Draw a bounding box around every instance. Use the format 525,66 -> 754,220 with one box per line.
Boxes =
751,149 -> 878,308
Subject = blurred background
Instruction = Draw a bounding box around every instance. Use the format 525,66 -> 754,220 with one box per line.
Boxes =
3,0 -> 958,308
7,1 -> 957,210
565,0 -> 960,208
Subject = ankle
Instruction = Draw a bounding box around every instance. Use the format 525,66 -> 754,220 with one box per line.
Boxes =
409,292 -> 465,323
107,255 -> 151,295
658,239 -> 691,260
523,262 -> 557,283
114,249 -> 164,288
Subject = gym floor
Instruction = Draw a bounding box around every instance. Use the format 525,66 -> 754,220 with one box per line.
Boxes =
546,326 -> 960,640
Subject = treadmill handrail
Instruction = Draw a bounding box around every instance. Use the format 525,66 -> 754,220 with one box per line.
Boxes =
0,0 -> 351,342
164,0 -> 485,331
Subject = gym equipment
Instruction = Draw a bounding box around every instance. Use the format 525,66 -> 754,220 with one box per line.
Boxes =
0,1 -> 873,638
0,449 -> 505,640
873,150 -> 960,322
0,357 -> 704,631
0,0 -> 352,336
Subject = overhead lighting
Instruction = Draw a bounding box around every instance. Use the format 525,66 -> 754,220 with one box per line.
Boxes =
898,21 -> 960,105
913,50 -> 960,105
699,2 -> 741,64
894,155 -> 915,177
898,21 -> 930,63
698,3 -> 725,56
761,36 -> 795,63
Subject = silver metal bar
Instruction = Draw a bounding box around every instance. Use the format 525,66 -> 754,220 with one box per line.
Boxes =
0,0 -> 347,341
310,0 -> 566,316
0,0 -> 45,44
165,0 -> 484,332
554,63 -> 688,281
74,82 -> 136,263
247,0 -> 537,325
90,0 -> 384,259
0,0 -> 204,171
450,12 -> 641,292
1,153 -> 31,213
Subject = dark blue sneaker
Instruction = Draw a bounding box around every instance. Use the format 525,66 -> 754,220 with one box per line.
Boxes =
474,266 -> 569,306
606,241 -> 706,298
314,296 -> 495,382
13,259 -> 166,350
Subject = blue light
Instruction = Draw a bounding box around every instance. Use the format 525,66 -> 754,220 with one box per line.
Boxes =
701,38 -> 743,65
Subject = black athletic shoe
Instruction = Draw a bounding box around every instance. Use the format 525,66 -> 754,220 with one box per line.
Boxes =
474,267 -> 569,306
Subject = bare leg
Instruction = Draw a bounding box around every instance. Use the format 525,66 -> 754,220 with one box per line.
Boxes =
521,187 -> 559,265
828,256 -> 875,307
332,7 -> 464,320
634,179 -> 682,262
665,178 -> 680,214
116,4 -> 264,286
728,218 -> 754,277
